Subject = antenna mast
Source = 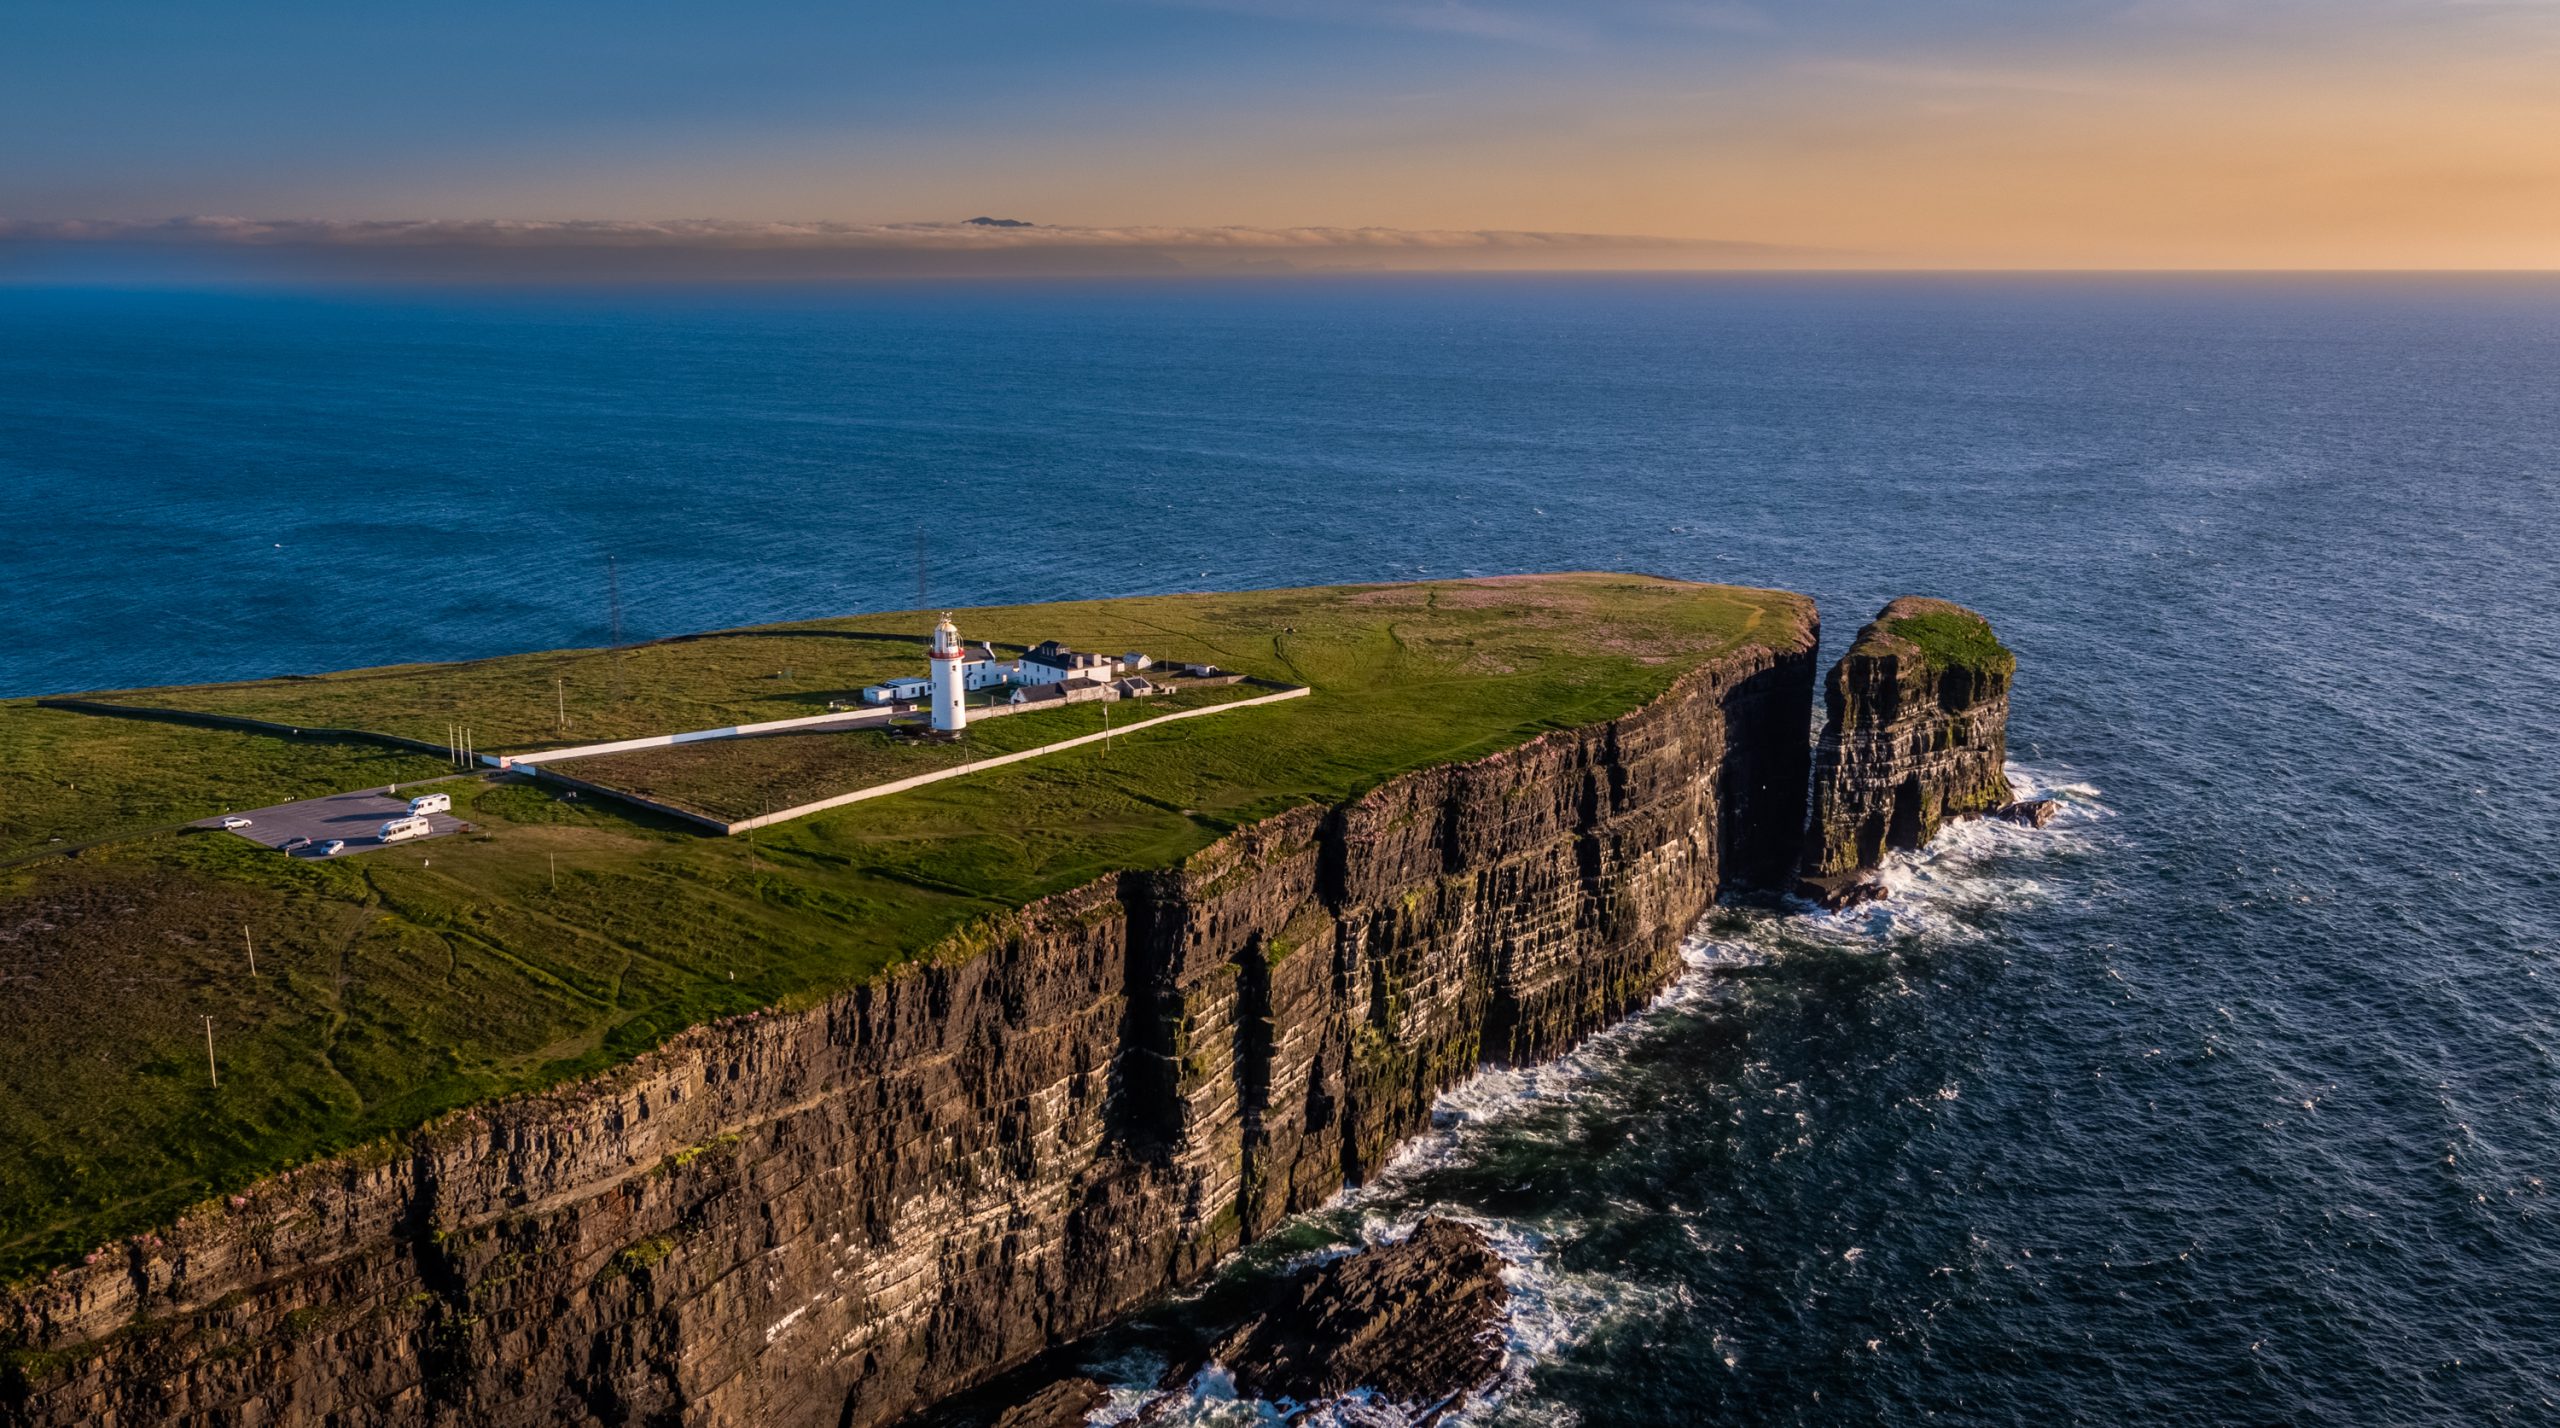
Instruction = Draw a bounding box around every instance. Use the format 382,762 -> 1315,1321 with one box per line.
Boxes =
608,554 -> 625,705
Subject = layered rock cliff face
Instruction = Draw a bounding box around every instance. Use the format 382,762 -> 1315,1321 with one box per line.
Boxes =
1,622 -> 1815,1428
1799,597 -> 2015,902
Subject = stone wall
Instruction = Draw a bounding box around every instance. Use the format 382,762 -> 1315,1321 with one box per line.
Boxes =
0,620 -> 1816,1428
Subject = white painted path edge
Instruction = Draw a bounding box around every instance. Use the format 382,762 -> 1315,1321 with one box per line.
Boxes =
498,705 -> 895,768
721,685 -> 1310,835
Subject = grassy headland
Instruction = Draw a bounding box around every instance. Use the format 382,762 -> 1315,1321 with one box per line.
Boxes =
0,574 -> 1806,1281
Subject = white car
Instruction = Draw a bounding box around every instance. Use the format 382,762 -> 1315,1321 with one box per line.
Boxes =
221,816 -> 254,830
321,839 -> 347,856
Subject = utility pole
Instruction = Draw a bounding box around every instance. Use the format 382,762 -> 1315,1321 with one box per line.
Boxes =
608,554 -> 626,706
203,1016 -> 218,1089
243,926 -> 257,977
549,853 -> 557,893
556,676 -> 566,733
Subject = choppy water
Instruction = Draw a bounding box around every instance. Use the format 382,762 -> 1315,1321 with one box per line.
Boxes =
5,277 -> 2558,1425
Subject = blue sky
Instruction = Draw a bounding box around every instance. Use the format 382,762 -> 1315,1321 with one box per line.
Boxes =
5,1 -> 2556,268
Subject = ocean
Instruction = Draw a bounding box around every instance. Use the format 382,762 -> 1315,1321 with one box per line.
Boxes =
4,276 -> 2556,1425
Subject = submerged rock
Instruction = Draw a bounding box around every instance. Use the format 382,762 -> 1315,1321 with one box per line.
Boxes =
1995,798 -> 2061,829
1208,1217 -> 1509,1417
1794,870 -> 1891,910
1799,596 -> 2016,895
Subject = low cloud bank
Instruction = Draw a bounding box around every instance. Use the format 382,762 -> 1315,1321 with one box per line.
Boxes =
0,216 -> 1816,280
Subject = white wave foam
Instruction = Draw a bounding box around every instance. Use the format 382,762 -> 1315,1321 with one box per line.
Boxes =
1794,759 -> 2114,944
1098,760 -> 2108,1425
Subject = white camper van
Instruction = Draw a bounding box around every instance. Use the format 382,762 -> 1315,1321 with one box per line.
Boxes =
407,792 -> 452,816
378,814 -> 433,843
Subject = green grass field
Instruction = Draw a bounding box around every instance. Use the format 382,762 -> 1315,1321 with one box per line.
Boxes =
563,680 -> 1266,823
0,574 -> 1807,1282
78,631 -> 944,753
0,705 -> 455,862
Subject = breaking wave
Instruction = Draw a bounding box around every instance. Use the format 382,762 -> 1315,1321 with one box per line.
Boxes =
1093,764 -> 2110,1426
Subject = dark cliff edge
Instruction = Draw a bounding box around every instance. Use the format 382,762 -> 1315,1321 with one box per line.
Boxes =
2,613 -> 1817,1428
1798,596 -> 2016,907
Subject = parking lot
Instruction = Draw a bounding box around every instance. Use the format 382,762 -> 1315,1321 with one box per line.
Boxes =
199,786 -> 469,858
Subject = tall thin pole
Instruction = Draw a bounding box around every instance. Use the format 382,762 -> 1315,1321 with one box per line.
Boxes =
556,676 -> 566,732
609,554 -> 626,706
243,926 -> 257,977
203,1016 -> 218,1089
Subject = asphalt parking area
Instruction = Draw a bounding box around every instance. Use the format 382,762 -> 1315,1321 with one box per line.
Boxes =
198,787 -> 470,858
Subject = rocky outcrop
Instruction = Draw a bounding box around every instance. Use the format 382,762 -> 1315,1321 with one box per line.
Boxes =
1995,798 -> 2060,829
0,615 -> 1816,1428
1798,597 -> 2014,905
986,1378 -> 1107,1428
1205,1217 -> 1508,1416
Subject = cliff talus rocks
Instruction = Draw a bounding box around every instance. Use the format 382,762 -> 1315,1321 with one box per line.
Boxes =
1,616 -> 1815,1428
1799,597 -> 2017,906
1206,1216 -> 1510,1415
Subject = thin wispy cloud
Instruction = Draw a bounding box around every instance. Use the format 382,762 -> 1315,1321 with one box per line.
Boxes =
1143,0 -> 1781,46
1792,58 -> 2127,97
1138,0 -> 1583,47
0,216 -> 1820,281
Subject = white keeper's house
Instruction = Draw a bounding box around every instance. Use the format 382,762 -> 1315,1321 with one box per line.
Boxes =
858,620 -> 1157,721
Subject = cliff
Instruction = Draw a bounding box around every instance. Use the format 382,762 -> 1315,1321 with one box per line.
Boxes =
1798,597 -> 2015,904
1,621 -> 1816,1428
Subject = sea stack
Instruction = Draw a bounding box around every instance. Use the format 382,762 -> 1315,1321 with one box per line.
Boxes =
1798,597 -> 2016,906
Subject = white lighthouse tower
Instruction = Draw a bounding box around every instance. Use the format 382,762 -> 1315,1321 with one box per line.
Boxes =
927,613 -> 968,733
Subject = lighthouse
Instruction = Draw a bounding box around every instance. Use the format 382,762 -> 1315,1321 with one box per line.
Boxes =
928,613 -> 968,733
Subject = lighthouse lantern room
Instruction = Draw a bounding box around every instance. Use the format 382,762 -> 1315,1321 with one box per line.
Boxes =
928,613 -> 968,733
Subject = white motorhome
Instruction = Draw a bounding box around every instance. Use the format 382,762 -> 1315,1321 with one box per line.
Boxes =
407,792 -> 452,816
378,814 -> 433,843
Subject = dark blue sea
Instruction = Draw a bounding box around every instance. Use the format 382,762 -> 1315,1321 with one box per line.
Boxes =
4,277 -> 2557,1425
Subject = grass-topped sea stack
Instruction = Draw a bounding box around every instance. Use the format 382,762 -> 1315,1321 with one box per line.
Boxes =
1798,597 -> 2018,906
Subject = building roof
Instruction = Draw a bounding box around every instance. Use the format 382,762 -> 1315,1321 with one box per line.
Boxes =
1023,642 -> 1112,669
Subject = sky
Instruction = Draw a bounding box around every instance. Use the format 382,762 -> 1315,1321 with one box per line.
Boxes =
4,0 -> 2557,274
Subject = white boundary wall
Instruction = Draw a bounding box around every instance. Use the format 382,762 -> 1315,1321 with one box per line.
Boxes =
501,706 -> 894,768
720,685 -> 1310,834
